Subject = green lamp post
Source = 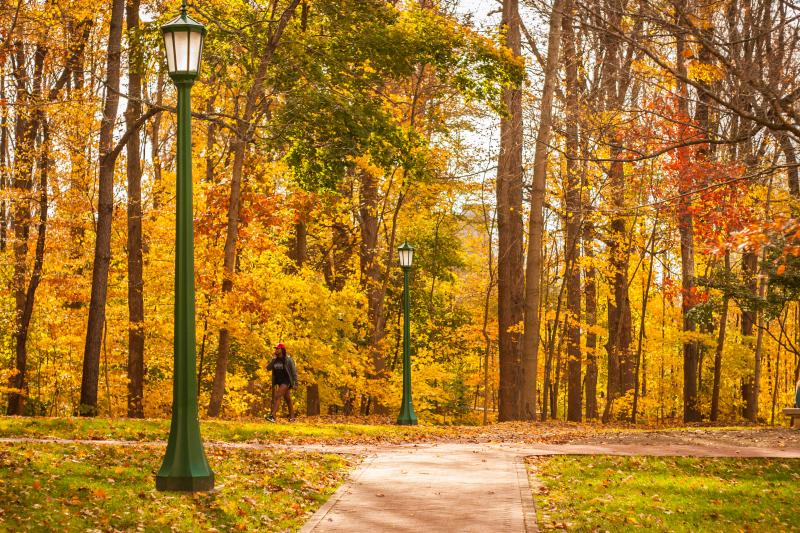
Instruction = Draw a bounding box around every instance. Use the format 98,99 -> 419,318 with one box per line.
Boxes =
397,242 -> 418,425
155,2 -> 214,492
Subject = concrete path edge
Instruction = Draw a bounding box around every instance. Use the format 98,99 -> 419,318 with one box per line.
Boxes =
515,456 -> 539,532
299,453 -> 378,533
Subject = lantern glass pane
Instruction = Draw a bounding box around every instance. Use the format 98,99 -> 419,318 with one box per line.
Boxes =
174,30 -> 190,71
164,33 -> 176,73
189,30 -> 203,72
399,249 -> 413,267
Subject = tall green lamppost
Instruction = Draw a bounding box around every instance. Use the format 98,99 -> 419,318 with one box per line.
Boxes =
397,242 -> 418,425
156,2 -> 214,492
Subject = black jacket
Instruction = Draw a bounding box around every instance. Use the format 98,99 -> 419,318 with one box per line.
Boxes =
267,355 -> 298,388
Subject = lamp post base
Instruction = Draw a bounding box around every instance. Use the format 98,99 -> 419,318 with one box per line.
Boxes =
156,473 -> 214,492
397,407 -> 418,425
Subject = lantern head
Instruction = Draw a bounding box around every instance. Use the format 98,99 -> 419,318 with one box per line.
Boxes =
398,241 -> 414,269
161,7 -> 206,82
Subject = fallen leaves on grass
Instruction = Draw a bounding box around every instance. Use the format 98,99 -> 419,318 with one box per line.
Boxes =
0,442 -> 353,532
3,417 -> 798,450
528,455 -> 800,532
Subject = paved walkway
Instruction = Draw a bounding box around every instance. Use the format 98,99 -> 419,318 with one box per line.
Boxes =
3,437 -> 800,532
299,440 -> 800,533
300,443 -> 535,533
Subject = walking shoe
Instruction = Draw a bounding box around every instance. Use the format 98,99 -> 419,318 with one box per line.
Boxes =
265,415 -> 276,423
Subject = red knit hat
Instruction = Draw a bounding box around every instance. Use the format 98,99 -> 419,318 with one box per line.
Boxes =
275,343 -> 286,349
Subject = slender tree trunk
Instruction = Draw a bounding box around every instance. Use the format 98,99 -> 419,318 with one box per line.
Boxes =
208,0 -> 300,416
7,42 -> 33,415
779,134 -> 799,199
752,239 -> 770,423
582,121 -> 598,417
205,96 -> 216,183
561,0 -> 581,422
9,23 -> 92,413
632,220 -> 657,423
125,0 -> 145,418
583,219 -> 598,419
358,168 -> 389,412
0,74 -> 8,253
481,206 -> 496,425
79,0 -> 125,416
8,40 -> 46,415
542,252 -> 568,420
292,220 -> 307,268
711,251 -> 730,421
604,158 -> 634,420
678,184 -> 700,422
675,2 -> 701,423
497,0 -> 525,421
151,71 -> 164,210
743,250 -> 758,421
600,0 -> 633,422
18,121 -> 49,412
522,0 -> 564,421
290,198 -> 315,413
770,332 -> 782,425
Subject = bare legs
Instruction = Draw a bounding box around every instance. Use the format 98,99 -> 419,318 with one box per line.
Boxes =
271,384 -> 294,419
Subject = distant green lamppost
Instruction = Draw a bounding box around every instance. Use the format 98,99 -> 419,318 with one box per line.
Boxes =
156,1 -> 214,492
397,242 -> 418,425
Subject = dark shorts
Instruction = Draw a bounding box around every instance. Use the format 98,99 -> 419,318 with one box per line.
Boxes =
273,381 -> 292,388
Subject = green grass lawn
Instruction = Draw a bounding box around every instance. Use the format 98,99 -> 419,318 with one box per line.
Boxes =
0,441 -> 352,532
0,416 -> 777,448
0,416 -> 448,444
529,455 -> 800,532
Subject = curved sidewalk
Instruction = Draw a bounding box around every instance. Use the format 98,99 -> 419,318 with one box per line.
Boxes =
300,444 -> 536,533
3,436 -> 799,532
299,440 -> 800,533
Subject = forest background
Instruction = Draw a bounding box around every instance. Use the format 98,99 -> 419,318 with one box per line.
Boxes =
2,0 -> 799,426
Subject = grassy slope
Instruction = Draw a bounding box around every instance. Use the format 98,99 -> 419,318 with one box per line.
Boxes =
0,441 -> 351,532
530,455 -> 800,532
0,416 -> 449,444
2,416 -> 775,446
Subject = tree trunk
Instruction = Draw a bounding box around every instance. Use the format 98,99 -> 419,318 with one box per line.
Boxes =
678,185 -> 700,422
711,251 -> 731,421
205,96 -> 216,183
358,169 -> 390,412
583,218 -> 598,419
779,134 -> 799,199
151,71 -> 164,210
292,220 -> 307,269
306,383 -> 320,416
481,206 -> 496,425
8,40 -> 46,415
743,250 -> 758,421
0,75 -> 8,253
207,0 -> 300,417
79,0 -> 125,416
600,0 -> 633,422
125,0 -> 145,418
522,0 -> 564,421
632,221 -> 658,423
751,236 -> 770,423
675,3 -> 701,423
582,112 -> 598,418
561,0 -> 581,422
497,0 -> 526,421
